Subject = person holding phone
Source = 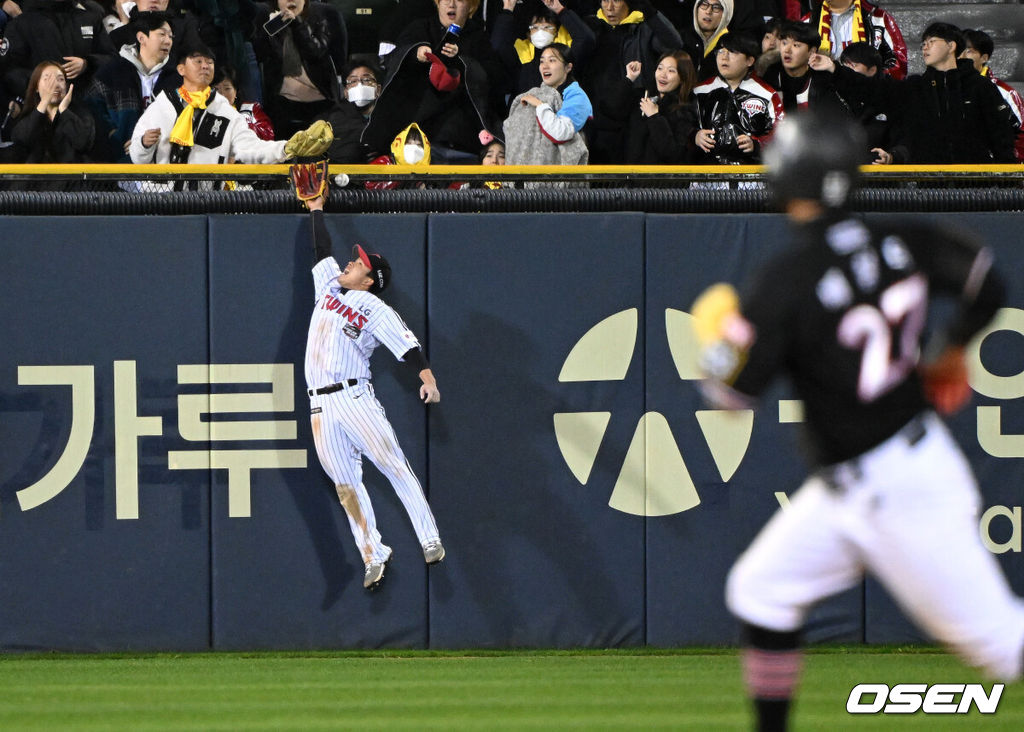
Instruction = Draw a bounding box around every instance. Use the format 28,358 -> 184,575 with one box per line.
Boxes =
601,51 -> 699,165
239,0 -> 343,138
361,0 -> 506,164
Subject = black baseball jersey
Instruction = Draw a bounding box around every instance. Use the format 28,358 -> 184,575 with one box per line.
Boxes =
728,213 -> 1003,466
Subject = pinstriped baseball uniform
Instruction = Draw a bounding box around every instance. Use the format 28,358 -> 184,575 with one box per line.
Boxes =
305,235 -> 440,569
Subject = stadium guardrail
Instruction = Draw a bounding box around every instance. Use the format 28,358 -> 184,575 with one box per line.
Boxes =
0,163 -> 1022,214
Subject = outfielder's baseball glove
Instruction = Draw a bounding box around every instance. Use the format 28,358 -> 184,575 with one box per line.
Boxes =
284,119 -> 334,159
290,161 -> 329,207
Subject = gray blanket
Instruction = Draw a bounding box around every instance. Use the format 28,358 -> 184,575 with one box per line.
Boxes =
503,85 -> 588,188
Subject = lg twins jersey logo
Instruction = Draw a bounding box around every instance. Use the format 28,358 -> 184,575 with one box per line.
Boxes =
322,295 -> 368,339
740,97 -> 768,116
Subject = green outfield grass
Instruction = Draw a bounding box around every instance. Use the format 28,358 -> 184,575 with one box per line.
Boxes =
0,647 -> 1019,730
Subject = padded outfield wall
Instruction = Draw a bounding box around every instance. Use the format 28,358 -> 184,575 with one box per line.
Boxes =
1,211 -> 1022,651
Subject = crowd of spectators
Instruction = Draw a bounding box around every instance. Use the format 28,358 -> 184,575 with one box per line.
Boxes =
0,0 -> 1022,185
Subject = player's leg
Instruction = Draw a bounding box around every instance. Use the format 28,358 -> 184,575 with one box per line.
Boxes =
859,417 -> 1024,680
337,384 -> 442,552
310,396 -> 393,568
727,476 -> 865,732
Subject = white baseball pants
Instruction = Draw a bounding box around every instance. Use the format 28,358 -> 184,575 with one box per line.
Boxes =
727,412 -> 1024,680
310,381 -> 440,565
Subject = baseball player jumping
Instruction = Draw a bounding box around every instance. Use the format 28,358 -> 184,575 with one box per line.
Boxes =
692,110 -> 1024,731
301,191 -> 444,591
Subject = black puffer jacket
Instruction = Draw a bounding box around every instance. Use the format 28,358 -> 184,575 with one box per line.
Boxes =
693,74 -> 782,163
601,75 -> 697,163
363,16 -> 505,155
831,60 -> 1017,164
318,99 -> 377,163
580,8 -> 682,163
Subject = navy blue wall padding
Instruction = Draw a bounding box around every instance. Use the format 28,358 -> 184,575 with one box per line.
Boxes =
1,211 -> 1022,651
206,213 -> 431,649
0,217 -> 212,650
425,213 -> 647,648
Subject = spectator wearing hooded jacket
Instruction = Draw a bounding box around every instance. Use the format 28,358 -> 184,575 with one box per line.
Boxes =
87,11 -> 181,161
363,0 -> 505,164
580,0 -> 682,163
681,0 -> 731,81
106,0 -> 202,70
693,30 -> 782,163
0,0 -> 115,107
490,0 -> 595,103
810,22 -> 1016,165
365,121 -> 431,190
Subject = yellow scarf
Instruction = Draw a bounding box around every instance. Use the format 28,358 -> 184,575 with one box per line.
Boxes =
169,86 -> 211,147
981,65 -> 991,78
817,0 -> 867,56
514,26 -> 574,64
597,9 -> 645,27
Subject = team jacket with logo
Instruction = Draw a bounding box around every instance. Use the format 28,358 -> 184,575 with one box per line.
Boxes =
304,215 -> 419,389
799,0 -> 908,80
985,68 -> 1024,162
719,214 -> 1003,466
693,75 -> 784,163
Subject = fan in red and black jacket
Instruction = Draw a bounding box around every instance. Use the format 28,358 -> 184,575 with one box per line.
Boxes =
693,31 -> 783,164
785,0 -> 906,80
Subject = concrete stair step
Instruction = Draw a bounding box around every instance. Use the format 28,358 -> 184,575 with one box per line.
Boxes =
883,4 -> 1024,78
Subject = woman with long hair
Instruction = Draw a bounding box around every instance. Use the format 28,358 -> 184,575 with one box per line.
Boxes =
11,61 -> 95,174
604,49 -> 698,164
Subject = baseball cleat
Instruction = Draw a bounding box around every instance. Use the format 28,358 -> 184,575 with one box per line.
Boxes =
422,540 -> 446,565
363,555 -> 391,590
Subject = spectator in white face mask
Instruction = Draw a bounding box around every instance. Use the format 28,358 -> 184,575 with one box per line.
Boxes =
490,0 -> 596,104
366,122 -> 432,190
317,55 -> 383,163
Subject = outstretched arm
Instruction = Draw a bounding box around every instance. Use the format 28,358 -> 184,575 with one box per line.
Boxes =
306,195 -> 332,264
404,347 -> 440,403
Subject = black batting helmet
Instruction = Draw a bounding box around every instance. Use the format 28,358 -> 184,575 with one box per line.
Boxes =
763,109 -> 865,210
